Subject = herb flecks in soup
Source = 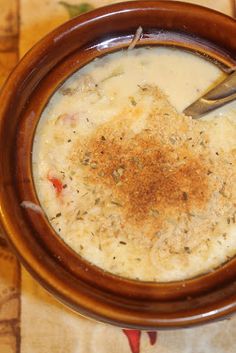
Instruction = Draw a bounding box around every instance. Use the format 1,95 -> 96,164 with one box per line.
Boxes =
33,47 -> 236,282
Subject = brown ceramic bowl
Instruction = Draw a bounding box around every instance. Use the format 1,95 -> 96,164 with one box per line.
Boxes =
0,1 -> 236,330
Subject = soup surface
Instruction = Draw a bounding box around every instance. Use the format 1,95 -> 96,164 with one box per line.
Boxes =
33,47 -> 236,282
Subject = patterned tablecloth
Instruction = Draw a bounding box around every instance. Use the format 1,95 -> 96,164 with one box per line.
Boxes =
0,1 -> 236,353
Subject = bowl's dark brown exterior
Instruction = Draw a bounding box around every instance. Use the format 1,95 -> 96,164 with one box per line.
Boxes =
0,1 -> 236,329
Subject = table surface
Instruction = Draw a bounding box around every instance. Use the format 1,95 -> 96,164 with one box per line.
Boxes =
0,1 -> 236,353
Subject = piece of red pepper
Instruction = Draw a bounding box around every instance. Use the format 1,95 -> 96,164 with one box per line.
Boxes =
48,176 -> 63,196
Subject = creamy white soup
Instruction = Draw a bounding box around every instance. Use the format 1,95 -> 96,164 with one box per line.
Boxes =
33,47 -> 236,282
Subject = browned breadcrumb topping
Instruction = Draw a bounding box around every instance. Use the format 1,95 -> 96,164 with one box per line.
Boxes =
69,85 -> 236,255
86,129 -> 209,225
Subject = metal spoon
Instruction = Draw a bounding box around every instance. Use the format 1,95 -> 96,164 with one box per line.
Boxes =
183,70 -> 236,118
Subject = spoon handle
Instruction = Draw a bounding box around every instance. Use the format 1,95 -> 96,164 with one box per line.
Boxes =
205,71 -> 236,100
184,70 -> 236,118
